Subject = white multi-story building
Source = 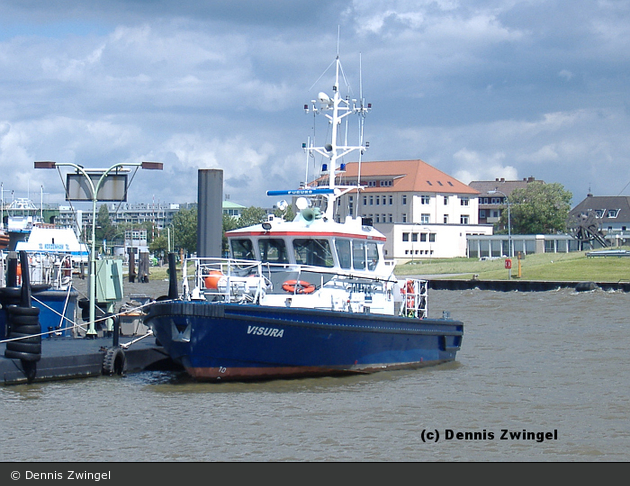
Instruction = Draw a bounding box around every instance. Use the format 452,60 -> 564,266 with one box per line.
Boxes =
315,159 -> 493,260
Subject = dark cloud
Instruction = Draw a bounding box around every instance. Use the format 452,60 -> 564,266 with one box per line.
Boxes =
1,0 -> 630,208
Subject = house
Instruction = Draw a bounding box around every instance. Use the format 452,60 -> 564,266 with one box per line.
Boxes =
469,176 -> 543,228
568,194 -> 630,246
222,200 -> 245,218
311,159 -> 493,260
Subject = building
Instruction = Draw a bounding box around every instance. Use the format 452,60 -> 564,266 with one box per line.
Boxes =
222,200 -> 245,218
469,176 -> 543,228
568,194 -> 630,246
312,159 -> 493,260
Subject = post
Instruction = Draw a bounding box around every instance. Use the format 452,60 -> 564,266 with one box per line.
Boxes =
197,169 -> 223,258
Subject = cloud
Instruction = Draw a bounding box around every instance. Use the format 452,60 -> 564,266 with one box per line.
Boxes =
1,0 -> 630,211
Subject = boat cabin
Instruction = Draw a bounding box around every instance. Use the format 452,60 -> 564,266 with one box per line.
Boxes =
226,215 -> 390,277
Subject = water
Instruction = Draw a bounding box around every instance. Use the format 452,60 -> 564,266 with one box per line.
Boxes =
1,283 -> 629,462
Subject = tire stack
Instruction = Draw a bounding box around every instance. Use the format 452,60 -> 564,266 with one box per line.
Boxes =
3,251 -> 42,382
4,305 -> 41,363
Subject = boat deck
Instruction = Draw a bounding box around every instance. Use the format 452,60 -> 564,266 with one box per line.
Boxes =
0,335 -> 178,385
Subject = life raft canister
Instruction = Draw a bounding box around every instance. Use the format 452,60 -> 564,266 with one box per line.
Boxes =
282,280 -> 316,294
204,270 -> 224,290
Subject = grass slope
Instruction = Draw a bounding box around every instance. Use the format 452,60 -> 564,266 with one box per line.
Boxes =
394,248 -> 630,282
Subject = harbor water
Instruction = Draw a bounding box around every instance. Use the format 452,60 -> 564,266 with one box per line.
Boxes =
1,279 -> 629,462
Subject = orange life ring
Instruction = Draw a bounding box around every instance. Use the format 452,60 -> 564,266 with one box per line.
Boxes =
282,280 -> 316,294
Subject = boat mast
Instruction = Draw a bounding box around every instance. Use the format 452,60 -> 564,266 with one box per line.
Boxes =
306,54 -> 370,221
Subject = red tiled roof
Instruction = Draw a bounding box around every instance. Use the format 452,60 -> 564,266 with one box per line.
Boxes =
328,159 -> 479,195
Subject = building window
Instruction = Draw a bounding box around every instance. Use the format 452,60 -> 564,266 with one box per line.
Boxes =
402,213 -> 407,223
363,196 -> 367,206
443,214 -> 449,224
461,197 -> 469,206
389,195 -> 393,205
608,209 -> 619,218
412,232 -> 418,242
460,215 -> 469,224
380,180 -> 392,187
444,196 -> 449,205
421,195 -> 430,204
388,214 -> 393,222
420,233 -> 427,242
402,195 -> 407,205
375,196 -> 380,205
429,233 -> 436,242
402,232 -> 409,242
367,181 -> 376,187
421,213 -> 430,224
369,196 -> 373,206
480,210 -> 486,218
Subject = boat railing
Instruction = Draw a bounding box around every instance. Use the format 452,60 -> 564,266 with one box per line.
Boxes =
182,256 -> 414,302
183,257 -> 270,303
25,252 -> 74,290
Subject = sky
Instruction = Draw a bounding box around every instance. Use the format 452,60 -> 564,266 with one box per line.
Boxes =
1,0 -> 629,210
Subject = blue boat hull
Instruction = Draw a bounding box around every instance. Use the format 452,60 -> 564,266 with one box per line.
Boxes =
145,301 -> 464,381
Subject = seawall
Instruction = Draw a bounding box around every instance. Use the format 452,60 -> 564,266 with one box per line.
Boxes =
427,279 -> 630,292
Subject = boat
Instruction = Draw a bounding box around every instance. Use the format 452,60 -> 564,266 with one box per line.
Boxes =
144,51 -> 464,382
0,226 -> 82,340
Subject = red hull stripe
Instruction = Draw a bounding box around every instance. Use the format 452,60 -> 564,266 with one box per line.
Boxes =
185,361 -> 446,381
226,230 -> 386,241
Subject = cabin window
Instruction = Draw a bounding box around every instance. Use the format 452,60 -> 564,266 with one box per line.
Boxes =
335,239 -> 352,269
293,239 -> 334,267
366,241 -> 379,271
352,240 -> 365,270
230,239 -> 255,260
258,238 -> 288,263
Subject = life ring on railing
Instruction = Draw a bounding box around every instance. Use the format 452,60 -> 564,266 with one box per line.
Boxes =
204,270 -> 224,290
282,280 -> 316,294
63,258 -> 72,278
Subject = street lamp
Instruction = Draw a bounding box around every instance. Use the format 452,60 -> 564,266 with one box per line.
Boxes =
34,160 -> 163,338
488,189 -> 512,260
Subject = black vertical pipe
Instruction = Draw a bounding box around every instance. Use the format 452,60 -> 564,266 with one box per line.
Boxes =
112,316 -> 120,347
167,252 -> 178,299
7,253 -> 17,287
19,251 -> 31,308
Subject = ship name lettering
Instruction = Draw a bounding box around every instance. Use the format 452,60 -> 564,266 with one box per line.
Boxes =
247,325 -> 284,338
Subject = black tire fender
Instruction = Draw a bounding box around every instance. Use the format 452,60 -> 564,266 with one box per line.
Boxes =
102,347 -> 126,376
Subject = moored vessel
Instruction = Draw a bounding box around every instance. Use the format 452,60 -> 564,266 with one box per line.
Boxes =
145,49 -> 464,382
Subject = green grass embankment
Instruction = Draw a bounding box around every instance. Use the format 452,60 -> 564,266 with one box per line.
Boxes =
394,248 -> 630,282
142,248 -> 630,283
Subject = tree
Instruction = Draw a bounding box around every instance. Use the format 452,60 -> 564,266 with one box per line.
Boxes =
238,206 -> 268,228
149,233 -> 169,261
222,213 -> 240,255
95,204 -> 117,247
273,205 -> 295,222
172,206 -> 198,255
500,182 -> 573,235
